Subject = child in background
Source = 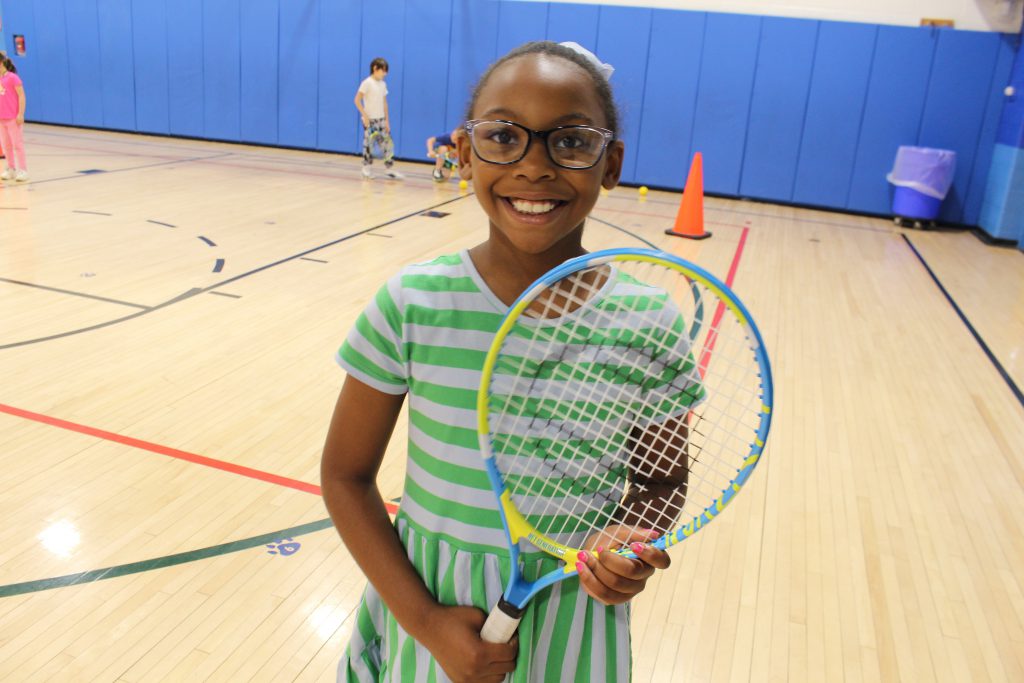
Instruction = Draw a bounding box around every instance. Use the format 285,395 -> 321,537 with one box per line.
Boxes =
425,128 -> 460,181
354,57 -> 403,180
322,41 -> 669,682
0,54 -> 28,182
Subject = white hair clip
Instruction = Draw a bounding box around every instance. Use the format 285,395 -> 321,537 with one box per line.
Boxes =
559,41 -> 615,81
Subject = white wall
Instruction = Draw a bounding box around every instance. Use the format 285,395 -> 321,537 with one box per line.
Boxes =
526,0 -> 1023,32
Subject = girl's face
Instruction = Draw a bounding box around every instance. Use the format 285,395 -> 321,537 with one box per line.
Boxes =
458,54 -> 623,257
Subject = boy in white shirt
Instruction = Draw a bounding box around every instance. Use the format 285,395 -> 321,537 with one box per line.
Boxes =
354,57 -> 403,180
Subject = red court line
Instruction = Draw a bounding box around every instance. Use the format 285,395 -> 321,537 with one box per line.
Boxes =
696,226 -> 750,375
0,402 -> 321,495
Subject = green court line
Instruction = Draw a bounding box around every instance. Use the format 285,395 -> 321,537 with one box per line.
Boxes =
0,518 -> 335,598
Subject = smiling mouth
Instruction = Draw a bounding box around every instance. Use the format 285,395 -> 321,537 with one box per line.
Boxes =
504,197 -> 567,216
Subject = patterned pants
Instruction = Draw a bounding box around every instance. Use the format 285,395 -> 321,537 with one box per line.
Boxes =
362,118 -> 394,167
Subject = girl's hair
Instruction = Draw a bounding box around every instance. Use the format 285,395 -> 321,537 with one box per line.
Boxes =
465,41 -> 619,135
369,57 -> 389,74
0,55 -> 15,74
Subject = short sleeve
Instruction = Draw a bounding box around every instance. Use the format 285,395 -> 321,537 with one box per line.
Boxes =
357,77 -> 370,95
336,276 -> 408,395
638,301 -> 706,423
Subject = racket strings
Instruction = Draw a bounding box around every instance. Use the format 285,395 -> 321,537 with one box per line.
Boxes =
489,261 -> 763,550
497,265 -> 702,535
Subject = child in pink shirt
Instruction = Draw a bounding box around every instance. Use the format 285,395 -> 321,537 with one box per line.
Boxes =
0,54 -> 28,182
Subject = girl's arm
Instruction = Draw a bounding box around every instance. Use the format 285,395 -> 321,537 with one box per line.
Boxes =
321,376 -> 517,682
383,97 -> 390,133
16,86 -> 25,125
426,136 -> 437,157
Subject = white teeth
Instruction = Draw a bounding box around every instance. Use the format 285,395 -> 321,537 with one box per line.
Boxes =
510,199 -> 558,214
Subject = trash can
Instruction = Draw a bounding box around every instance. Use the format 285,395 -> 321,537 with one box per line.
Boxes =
886,146 -> 957,222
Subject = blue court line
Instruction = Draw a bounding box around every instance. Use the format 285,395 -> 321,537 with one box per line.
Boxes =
0,518 -> 335,597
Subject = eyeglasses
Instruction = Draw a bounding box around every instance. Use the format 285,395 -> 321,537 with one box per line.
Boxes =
463,119 -> 615,170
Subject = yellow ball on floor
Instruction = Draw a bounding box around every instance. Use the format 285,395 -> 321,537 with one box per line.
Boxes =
638,186 -> 649,196
459,179 -> 468,190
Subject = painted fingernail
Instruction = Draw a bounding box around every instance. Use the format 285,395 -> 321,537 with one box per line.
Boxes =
577,551 -> 589,562
631,542 -> 645,554
575,561 -> 587,574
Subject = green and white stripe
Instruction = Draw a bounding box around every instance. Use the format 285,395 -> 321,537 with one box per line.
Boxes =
336,252 -> 632,682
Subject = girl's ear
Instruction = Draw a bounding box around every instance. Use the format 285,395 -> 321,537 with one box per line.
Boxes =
455,130 -> 473,180
601,140 -> 625,190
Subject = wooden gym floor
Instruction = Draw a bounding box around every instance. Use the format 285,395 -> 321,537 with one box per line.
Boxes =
0,125 -> 1022,682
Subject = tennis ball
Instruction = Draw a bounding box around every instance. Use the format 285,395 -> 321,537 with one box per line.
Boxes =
459,179 -> 468,190
638,186 -> 649,196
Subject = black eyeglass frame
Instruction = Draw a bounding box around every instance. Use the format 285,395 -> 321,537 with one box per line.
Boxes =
463,119 -> 616,170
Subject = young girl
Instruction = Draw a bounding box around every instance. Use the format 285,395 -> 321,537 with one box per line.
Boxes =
0,54 -> 28,182
322,41 -> 669,682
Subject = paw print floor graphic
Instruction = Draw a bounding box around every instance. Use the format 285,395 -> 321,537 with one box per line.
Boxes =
266,538 -> 301,557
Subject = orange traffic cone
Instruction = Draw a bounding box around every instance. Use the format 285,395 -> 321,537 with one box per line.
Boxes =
665,152 -> 711,239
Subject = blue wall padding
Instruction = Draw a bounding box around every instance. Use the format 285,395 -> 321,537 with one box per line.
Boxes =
968,38 -> 1017,227
279,0 -> 320,149
96,0 -> 136,131
203,0 -> 241,141
399,1 -> 455,158
546,2 -> 598,51
131,0 -> 170,134
596,5 -> 653,184
740,17 -> 818,202
167,0 -> 205,139
317,0 -> 362,154
240,0 -> 280,146
846,27 -> 936,216
3,0 -> 37,118
33,0 -> 73,123
997,36 -> 1024,148
65,0 -> 104,128
634,10 -> 705,190
359,0 -> 405,155
446,0 -> 498,128
918,31 -> 1002,222
690,13 -> 761,195
496,0 -> 548,58
1,0 -> 1013,226
792,21 -> 876,209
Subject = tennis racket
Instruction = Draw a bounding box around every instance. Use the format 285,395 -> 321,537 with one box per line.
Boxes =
477,247 -> 773,643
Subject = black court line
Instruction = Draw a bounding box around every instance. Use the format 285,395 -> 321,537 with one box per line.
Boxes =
0,277 -> 150,310
300,257 -> 328,263
147,219 -> 176,228
903,234 -> 1024,409
212,258 -> 225,273
72,209 -> 113,216
588,214 -> 659,249
198,236 -> 216,247
24,152 -> 233,186
1,195 -> 471,349
208,291 -> 241,299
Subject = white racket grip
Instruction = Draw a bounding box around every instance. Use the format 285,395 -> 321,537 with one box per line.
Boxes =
480,598 -> 524,643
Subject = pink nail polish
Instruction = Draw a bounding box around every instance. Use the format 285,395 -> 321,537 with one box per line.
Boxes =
596,546 -> 604,553
631,542 -> 645,554
577,550 -> 589,562
575,561 -> 586,574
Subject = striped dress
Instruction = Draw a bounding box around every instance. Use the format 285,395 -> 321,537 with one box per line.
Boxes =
336,251 -> 634,682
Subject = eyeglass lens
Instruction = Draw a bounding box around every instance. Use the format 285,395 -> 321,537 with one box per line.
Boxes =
470,121 -> 607,169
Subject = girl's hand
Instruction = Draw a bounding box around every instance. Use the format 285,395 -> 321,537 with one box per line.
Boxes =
16,115 -> 24,126
575,526 -> 670,605
419,605 -> 518,683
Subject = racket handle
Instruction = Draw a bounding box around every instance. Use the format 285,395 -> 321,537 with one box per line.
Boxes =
480,597 -> 524,643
